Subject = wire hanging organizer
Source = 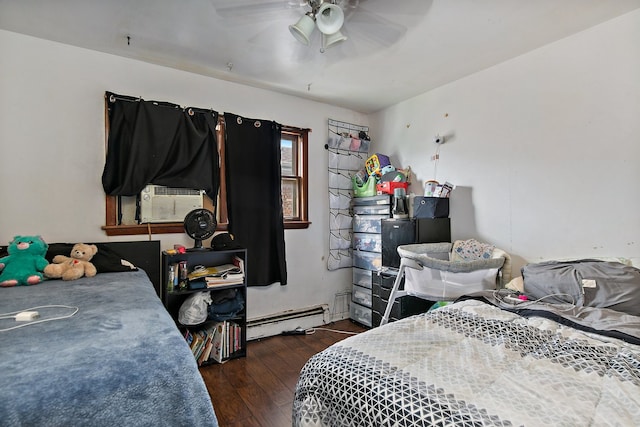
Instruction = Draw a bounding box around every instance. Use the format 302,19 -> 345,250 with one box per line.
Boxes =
326,119 -> 370,271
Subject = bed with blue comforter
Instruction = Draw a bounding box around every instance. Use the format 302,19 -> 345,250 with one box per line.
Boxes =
0,242 -> 218,427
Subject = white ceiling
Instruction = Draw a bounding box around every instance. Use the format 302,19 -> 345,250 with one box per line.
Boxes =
1,0 -> 639,113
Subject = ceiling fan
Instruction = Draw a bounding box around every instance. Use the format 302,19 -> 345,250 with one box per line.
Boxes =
210,0 -> 428,54
288,1 -> 349,52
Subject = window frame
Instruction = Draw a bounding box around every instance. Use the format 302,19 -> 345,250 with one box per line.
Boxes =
102,117 -> 310,236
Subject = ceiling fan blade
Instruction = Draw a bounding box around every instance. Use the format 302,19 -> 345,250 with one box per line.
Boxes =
336,0 -> 432,50
343,0 -> 431,18
210,0 -> 306,19
343,9 -> 407,49
245,23 -> 320,62
337,0 -> 360,11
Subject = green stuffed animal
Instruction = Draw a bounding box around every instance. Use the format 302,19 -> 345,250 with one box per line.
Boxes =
0,235 -> 49,287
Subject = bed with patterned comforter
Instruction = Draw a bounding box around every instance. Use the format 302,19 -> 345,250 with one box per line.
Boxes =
293,296 -> 640,426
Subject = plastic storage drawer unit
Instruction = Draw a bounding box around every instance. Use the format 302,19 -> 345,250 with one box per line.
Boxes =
352,284 -> 373,308
353,232 -> 382,252
353,205 -> 391,215
353,268 -> 372,288
353,214 -> 388,233
350,302 -> 372,327
353,250 -> 382,271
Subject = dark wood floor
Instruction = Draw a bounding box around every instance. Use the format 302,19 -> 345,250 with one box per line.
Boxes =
199,319 -> 367,427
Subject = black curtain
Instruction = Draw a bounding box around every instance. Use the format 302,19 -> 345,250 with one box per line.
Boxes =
102,92 -> 219,200
224,113 -> 287,286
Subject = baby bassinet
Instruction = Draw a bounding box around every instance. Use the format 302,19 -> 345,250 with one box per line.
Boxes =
380,240 -> 510,325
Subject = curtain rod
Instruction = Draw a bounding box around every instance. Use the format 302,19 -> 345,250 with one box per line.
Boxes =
106,93 -> 216,116
106,92 -> 310,131
107,93 -> 140,103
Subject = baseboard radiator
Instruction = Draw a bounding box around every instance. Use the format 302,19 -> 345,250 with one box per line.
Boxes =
247,304 -> 329,341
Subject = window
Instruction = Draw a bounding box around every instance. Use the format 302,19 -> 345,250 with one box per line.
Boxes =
281,129 -> 308,223
103,118 -> 310,236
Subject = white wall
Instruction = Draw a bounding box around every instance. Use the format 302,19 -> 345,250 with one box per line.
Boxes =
0,29 -> 367,327
3,8 -> 639,331
370,10 -> 640,276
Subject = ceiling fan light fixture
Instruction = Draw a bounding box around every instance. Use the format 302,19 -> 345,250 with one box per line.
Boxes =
289,12 -> 315,45
315,3 -> 345,35
322,31 -> 347,50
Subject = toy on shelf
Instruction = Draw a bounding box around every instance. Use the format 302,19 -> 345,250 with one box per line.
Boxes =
377,181 -> 408,195
365,153 -> 391,177
352,174 -> 377,198
377,170 -> 408,195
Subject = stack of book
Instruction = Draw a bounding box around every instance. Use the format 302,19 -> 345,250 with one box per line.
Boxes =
184,320 -> 243,365
187,256 -> 245,288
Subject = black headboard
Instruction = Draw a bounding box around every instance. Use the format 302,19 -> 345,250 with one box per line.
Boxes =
0,240 -> 162,297
106,240 -> 162,297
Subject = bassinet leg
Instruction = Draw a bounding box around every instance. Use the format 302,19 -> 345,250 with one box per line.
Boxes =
380,263 -> 407,326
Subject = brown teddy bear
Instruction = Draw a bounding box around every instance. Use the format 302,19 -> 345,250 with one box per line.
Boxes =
44,243 -> 98,281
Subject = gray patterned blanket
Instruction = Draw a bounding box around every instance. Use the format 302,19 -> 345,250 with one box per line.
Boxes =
293,300 -> 640,426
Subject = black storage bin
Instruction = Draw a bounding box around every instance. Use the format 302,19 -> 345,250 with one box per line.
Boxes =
416,218 -> 451,243
413,197 -> 449,218
381,219 -> 415,268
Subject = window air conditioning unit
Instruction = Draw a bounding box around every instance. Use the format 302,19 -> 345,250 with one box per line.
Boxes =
140,185 -> 204,223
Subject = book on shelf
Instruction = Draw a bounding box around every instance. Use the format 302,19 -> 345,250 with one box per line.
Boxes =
182,320 -> 243,365
190,331 -> 205,360
204,275 -> 244,287
187,263 -> 242,281
209,322 -> 226,363
232,255 -> 244,274
201,255 -> 245,287
187,256 -> 245,283
197,324 -> 216,365
184,329 -> 194,347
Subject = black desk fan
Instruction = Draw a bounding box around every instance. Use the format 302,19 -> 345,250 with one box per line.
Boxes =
183,208 -> 216,251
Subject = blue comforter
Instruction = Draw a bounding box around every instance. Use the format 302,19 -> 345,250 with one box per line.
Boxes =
0,270 -> 218,427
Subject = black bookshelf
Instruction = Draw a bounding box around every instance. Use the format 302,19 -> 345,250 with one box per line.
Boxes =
162,248 -> 247,365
